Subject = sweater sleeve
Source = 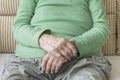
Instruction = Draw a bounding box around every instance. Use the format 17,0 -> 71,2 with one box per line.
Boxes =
13,0 -> 51,48
70,0 -> 109,58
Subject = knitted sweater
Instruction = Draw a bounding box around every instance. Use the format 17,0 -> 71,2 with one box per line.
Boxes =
13,0 -> 109,58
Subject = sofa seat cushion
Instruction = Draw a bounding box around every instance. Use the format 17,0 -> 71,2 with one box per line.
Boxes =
105,56 -> 120,80
0,54 -> 120,80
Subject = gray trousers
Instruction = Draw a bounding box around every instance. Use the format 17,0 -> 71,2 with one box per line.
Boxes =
1,55 -> 111,80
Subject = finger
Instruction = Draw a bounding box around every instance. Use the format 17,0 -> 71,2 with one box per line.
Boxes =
45,56 -> 54,74
58,46 -> 71,61
41,54 -> 49,71
66,42 -> 77,57
52,49 -> 67,62
62,44 -> 73,58
59,48 -> 71,61
55,60 -> 63,73
50,58 -> 58,74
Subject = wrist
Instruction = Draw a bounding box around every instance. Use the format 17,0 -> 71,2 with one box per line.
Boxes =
39,34 -> 49,46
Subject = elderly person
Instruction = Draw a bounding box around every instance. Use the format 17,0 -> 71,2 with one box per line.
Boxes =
1,0 -> 111,80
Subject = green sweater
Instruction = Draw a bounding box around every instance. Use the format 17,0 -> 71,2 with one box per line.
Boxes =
13,0 -> 109,58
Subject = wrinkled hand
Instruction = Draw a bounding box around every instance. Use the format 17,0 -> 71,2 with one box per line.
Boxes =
39,34 -> 78,61
39,34 -> 78,74
41,49 -> 67,74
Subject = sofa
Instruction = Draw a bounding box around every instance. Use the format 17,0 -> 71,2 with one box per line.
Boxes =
0,0 -> 120,80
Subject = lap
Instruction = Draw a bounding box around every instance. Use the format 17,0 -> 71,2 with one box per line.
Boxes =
1,55 -> 112,80
1,55 -> 51,80
55,56 -> 112,80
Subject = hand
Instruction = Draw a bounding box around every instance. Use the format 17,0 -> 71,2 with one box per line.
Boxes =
39,34 -> 78,61
41,49 -> 67,74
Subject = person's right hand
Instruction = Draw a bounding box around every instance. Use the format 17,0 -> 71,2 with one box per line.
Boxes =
39,34 -> 78,61
41,49 -> 67,74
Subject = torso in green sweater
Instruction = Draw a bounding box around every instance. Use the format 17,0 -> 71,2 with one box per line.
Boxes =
13,0 -> 109,58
